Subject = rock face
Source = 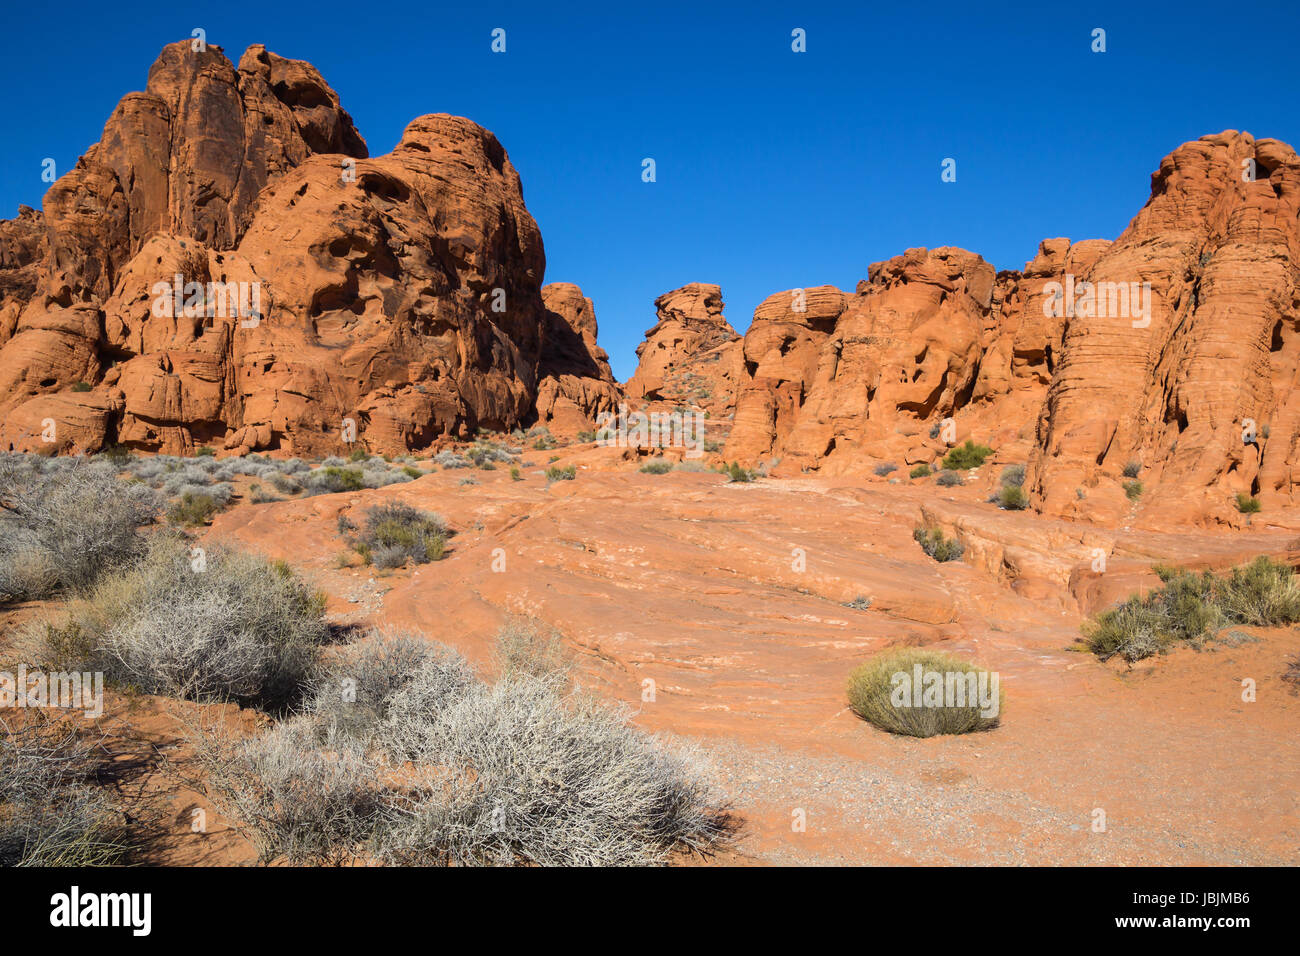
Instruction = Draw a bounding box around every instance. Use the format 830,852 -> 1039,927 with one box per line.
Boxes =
534,282 -> 621,435
624,283 -> 743,419
720,131 -> 1300,524
0,41 -> 612,456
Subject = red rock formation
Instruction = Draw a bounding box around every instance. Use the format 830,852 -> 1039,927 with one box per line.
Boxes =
0,41 -> 616,456
534,282 -> 621,435
721,131 -> 1300,525
624,283 -> 743,420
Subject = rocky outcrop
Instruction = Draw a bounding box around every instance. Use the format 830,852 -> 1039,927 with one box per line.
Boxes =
624,283 -> 743,419
722,131 -> 1300,524
0,41 -> 617,456
534,282 -> 621,435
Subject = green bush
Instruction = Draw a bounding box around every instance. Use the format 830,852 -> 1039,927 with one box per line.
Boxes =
195,446 -> 216,457
1083,557 -> 1300,662
909,464 -> 932,479
725,462 -> 755,483
1000,464 -> 1025,487
847,648 -> 1001,737
942,441 -> 993,470
1124,480 -> 1143,501
70,382 -> 92,393
997,485 -> 1029,510
307,467 -> 365,495
640,460 -> 673,474
913,527 -> 963,563
510,466 -> 522,481
1235,493 -> 1261,514
1122,460 -> 1142,478
348,447 -> 369,462
546,465 -> 577,482
168,491 -> 221,526
344,503 -> 448,569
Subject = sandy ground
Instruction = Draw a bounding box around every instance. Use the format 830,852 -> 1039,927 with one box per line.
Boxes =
5,448 -> 1297,865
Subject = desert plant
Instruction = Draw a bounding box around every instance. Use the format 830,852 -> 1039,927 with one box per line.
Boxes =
1124,479 -> 1143,501
42,538 -> 329,710
913,526 -> 964,562
195,446 -> 216,457
847,648 -> 1001,737
167,490 -> 221,526
510,466 -> 522,481
996,485 -> 1029,510
1235,493 -> 1261,514
725,462 -> 755,483
936,470 -> 962,487
194,623 -> 736,867
0,716 -> 128,866
348,447 -> 369,463
909,464 -> 932,479
306,467 -> 365,495
1122,460 -> 1142,478
345,502 -> 448,569
70,382 -> 92,393
0,457 -> 160,602
1000,464 -> 1026,487
640,460 -> 673,475
546,465 -> 577,482
874,463 -> 898,477
1083,557 -> 1300,662
942,441 -> 993,471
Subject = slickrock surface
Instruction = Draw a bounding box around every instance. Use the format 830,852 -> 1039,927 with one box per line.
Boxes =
190,453 -> 1298,865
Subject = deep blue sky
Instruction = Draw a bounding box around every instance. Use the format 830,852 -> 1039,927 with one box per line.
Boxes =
2,1 -> 1295,379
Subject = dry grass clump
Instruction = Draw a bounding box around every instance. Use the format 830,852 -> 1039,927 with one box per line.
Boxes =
39,537 -> 329,711
0,715 -> 128,866
191,623 -> 736,866
847,648 -> 1001,738
1084,557 -> 1300,662
0,456 -> 160,603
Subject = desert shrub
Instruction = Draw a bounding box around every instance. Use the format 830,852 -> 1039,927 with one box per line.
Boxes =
847,648 -> 1001,738
467,442 -> 515,467
1000,464 -> 1026,487
909,464 -> 931,479
348,447 -> 369,463
997,485 -> 1029,510
1122,460 -> 1142,479
492,617 -> 571,682
433,450 -> 471,469
1123,479 -> 1143,500
874,463 -> 898,477
168,491 -> 221,526
249,483 -> 282,504
306,467 -> 365,495
575,430 -> 597,443
725,462 -> 755,483
195,624 -> 736,866
675,460 -> 710,472
269,471 -> 302,494
345,502 -> 448,569
510,466 -> 522,481
1084,557 -> 1300,662
0,716 -> 128,866
70,381 -> 92,392
935,470 -> 962,487
99,444 -> 133,467
942,441 -> 993,470
843,595 -> 872,610
546,465 -> 577,482
188,718 -> 383,866
43,538 -> 328,710
1235,493 -> 1261,514
402,466 -> 421,479
913,526 -> 963,563
640,460 -> 673,475
0,457 -> 160,602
